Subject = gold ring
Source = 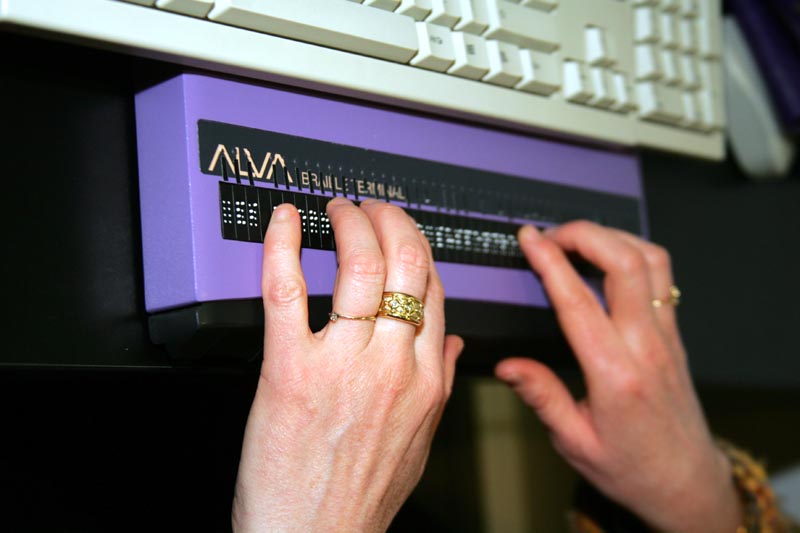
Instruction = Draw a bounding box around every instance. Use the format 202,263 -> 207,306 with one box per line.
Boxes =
376,291 -> 424,326
652,285 -> 681,308
328,311 -> 377,322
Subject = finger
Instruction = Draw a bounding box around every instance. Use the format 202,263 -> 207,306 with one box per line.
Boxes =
411,229 -> 451,386
518,225 -> 624,376
442,335 -> 464,400
261,204 -> 312,352
360,200 -> 430,344
495,357 -> 594,453
543,221 -> 657,329
326,198 -> 385,342
414,231 -> 446,358
611,230 -> 680,339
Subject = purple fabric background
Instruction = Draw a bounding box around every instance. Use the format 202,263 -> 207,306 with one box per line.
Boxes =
135,74 -> 643,312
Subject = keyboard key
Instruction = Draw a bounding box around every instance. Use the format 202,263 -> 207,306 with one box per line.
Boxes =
449,31 -> 490,79
661,49 -> 681,85
610,72 -> 636,113
585,26 -> 613,66
411,21 -> 455,71
679,18 -> 696,52
661,0 -> 679,12
634,7 -> 659,43
395,0 -> 433,20
155,0 -> 213,18
516,49 -> 560,95
698,59 -> 721,92
520,0 -> 557,11
660,12 -> 678,49
698,89 -> 723,130
589,67 -> 614,108
428,0 -> 461,28
636,81 -> 683,123
365,0 -> 401,10
697,0 -> 721,57
208,0 -> 418,63
483,0 -> 559,52
454,0 -> 488,34
680,53 -> 699,89
697,17 -> 720,58
681,90 -> 700,128
635,44 -> 662,80
484,40 -> 523,86
563,60 -> 594,103
680,0 -> 698,17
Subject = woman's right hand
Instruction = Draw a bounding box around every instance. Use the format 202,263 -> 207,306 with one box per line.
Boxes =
232,199 -> 462,532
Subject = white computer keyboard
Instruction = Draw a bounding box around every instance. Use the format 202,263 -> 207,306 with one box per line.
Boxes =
0,0 -> 725,159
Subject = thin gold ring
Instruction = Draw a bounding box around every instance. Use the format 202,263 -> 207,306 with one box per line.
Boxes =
376,291 -> 424,327
652,285 -> 681,308
328,311 -> 377,322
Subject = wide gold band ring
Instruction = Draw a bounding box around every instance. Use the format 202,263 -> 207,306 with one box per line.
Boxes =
652,285 -> 681,308
376,291 -> 424,327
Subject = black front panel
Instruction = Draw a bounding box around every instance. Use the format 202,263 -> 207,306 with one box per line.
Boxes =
200,120 -> 643,236
206,119 -> 642,272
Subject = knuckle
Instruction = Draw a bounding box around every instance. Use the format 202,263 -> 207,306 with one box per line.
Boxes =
615,370 -> 645,399
415,371 -> 446,416
263,275 -> 306,306
646,245 -> 672,272
263,236 -> 295,256
418,378 -> 444,411
563,287 -> 597,313
641,336 -> 673,367
262,359 -> 315,403
524,384 -> 552,414
618,248 -> 648,276
378,367 -> 412,401
394,242 -> 429,277
342,250 -> 387,281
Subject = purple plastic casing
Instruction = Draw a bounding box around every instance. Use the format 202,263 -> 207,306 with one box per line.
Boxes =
135,74 -> 645,313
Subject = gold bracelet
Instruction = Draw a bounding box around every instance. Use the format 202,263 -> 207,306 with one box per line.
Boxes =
566,442 -> 798,533
717,439 -> 796,533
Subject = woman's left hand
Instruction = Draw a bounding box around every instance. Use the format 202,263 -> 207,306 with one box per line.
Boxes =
496,221 -> 742,533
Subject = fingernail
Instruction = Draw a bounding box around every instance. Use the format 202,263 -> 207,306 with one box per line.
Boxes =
272,204 -> 294,221
518,224 -> 542,244
494,364 -> 519,384
326,198 -> 352,215
454,336 -> 465,355
360,198 -> 380,206
327,197 -> 352,208
542,226 -> 557,236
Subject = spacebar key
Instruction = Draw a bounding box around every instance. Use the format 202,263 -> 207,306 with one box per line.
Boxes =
208,0 -> 418,63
